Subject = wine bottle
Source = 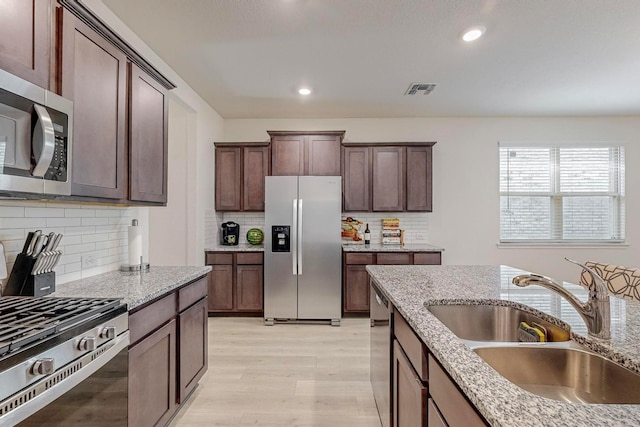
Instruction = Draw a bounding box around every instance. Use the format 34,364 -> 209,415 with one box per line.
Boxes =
364,223 -> 371,245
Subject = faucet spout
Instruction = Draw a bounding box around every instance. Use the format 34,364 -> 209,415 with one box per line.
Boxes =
512,259 -> 610,340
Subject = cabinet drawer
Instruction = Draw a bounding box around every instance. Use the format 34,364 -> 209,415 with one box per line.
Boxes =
427,399 -> 447,427
345,253 -> 375,265
236,252 -> 263,265
377,253 -> 411,265
129,293 -> 177,345
394,312 -> 427,381
206,252 -> 233,265
413,252 -> 441,265
178,276 -> 208,312
428,355 -> 487,427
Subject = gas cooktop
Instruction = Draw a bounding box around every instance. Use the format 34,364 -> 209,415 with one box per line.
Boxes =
0,296 -> 123,356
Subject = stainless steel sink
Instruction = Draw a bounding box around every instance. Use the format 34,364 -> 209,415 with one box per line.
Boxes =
426,304 -> 570,342
474,346 -> 640,404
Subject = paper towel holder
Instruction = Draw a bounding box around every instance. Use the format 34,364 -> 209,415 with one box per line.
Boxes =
121,219 -> 150,272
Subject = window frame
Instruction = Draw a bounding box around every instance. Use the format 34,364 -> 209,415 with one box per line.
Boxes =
498,142 -> 626,245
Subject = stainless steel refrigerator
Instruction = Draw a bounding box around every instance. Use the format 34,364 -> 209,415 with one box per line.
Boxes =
264,176 -> 342,326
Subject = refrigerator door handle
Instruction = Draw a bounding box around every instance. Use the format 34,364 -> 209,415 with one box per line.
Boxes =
298,199 -> 303,275
292,199 -> 298,275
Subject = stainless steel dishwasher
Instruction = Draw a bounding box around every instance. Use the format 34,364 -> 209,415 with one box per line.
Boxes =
370,280 -> 391,427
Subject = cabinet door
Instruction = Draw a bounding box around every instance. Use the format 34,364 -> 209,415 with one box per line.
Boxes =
60,8 -> 127,199
306,134 -> 341,176
208,266 -> 234,311
178,298 -> 208,402
236,264 -> 263,311
393,340 -> 427,427
372,147 -> 405,211
129,63 -> 168,203
129,319 -> 177,427
271,135 -> 304,176
243,146 -> 269,211
0,0 -> 50,88
406,146 -> 433,212
344,265 -> 370,313
215,147 -> 242,211
343,146 -> 371,211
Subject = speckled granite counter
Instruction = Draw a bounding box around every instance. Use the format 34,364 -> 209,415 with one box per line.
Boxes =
205,244 -> 264,252
52,266 -> 211,310
367,265 -> 640,427
342,243 -> 444,252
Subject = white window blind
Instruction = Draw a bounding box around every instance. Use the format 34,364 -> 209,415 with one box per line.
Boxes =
499,144 -> 625,243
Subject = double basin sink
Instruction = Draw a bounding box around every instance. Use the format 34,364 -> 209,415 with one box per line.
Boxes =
426,303 -> 640,404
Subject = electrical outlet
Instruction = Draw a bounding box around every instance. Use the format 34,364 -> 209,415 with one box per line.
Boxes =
82,255 -> 97,269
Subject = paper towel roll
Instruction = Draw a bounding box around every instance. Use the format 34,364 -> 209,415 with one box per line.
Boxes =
128,220 -> 143,265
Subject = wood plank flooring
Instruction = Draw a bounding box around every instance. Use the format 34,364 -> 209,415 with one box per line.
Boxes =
169,317 -> 382,427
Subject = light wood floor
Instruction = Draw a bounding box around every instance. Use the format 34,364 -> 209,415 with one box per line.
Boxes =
169,317 -> 382,427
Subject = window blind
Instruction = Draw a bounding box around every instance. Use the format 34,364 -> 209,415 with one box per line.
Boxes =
499,144 -> 625,243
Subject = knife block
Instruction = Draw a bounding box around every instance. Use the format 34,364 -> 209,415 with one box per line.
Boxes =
3,253 -> 37,296
23,272 -> 56,296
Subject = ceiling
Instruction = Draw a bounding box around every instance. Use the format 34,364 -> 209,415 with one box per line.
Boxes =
101,0 -> 640,119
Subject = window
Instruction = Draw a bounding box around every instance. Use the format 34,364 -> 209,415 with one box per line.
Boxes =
499,143 -> 625,243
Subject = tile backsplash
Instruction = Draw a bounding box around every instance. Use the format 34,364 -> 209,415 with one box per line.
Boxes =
0,201 -> 132,291
207,211 -> 430,245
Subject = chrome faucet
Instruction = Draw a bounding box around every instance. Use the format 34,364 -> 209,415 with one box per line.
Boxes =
512,258 -> 610,340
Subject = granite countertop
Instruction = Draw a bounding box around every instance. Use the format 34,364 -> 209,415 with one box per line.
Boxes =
52,266 -> 212,310
205,243 -> 264,252
366,265 -> 640,427
342,242 -> 444,252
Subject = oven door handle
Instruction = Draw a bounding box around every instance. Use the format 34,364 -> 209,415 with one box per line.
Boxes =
0,331 -> 130,427
31,104 -> 56,178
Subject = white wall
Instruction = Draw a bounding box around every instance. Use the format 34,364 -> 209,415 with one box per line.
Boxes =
224,117 -> 639,283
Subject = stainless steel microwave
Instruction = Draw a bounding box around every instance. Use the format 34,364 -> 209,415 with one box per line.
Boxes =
0,69 -> 72,196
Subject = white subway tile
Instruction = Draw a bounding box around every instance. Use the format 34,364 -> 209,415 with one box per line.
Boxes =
0,229 -> 27,240
58,253 -> 82,266
0,218 -> 47,229
0,207 -> 25,217
65,226 -> 97,235
47,217 -> 82,227
81,233 -> 110,244
25,207 -> 65,218
57,271 -> 82,285
64,243 -> 96,255
65,208 -> 94,218
82,217 -> 109,226
65,262 -> 82,273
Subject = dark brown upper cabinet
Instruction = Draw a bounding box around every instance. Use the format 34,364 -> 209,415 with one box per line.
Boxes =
0,0 -> 51,89
129,63 -> 168,204
59,7 -> 128,199
342,142 -> 436,212
215,143 -> 269,212
268,131 -> 344,176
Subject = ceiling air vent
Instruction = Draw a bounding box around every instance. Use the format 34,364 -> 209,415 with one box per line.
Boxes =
404,83 -> 436,96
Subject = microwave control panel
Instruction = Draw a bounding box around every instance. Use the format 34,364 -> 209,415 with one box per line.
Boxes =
271,226 -> 290,253
43,111 -> 68,182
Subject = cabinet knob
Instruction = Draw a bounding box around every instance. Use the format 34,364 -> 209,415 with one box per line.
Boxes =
31,358 -> 55,376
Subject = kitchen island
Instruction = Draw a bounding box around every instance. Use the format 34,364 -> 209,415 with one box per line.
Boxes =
367,264 -> 640,427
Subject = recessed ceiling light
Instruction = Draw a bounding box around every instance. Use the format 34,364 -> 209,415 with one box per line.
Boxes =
298,87 -> 311,96
461,26 -> 486,42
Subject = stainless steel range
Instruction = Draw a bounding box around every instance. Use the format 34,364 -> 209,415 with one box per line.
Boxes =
0,296 -> 129,427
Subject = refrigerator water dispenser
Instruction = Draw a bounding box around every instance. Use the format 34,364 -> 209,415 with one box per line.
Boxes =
271,226 -> 290,252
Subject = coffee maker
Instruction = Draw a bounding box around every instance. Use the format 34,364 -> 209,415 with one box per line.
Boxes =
220,222 -> 240,245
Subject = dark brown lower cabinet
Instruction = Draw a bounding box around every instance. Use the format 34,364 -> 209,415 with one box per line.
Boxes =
393,340 -> 427,427
344,265 -> 370,312
208,265 -> 234,311
206,251 -> 264,315
236,265 -> 263,311
128,275 -> 208,427
129,319 -> 177,427
178,298 -> 208,402
344,251 -> 441,314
